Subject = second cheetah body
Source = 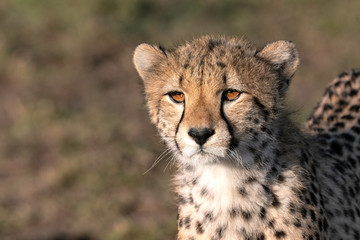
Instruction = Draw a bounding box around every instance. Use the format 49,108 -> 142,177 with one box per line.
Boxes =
133,36 -> 360,240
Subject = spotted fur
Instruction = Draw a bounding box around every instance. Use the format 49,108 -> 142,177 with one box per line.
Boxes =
133,36 -> 360,240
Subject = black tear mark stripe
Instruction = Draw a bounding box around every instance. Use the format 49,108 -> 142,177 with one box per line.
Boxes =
175,106 -> 185,153
253,97 -> 270,121
220,99 -> 239,150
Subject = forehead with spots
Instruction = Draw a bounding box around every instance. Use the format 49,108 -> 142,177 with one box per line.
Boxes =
168,37 -> 278,105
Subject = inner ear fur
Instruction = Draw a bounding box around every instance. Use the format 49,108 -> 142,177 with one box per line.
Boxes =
133,43 -> 167,80
256,41 -> 299,80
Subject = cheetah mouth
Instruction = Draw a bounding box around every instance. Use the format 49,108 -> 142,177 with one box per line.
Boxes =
188,147 -> 227,160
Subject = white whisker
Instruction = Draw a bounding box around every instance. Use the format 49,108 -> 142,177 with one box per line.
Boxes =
164,154 -> 177,172
143,149 -> 172,175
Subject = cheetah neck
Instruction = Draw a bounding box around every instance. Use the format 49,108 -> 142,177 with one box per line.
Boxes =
175,143 -> 311,240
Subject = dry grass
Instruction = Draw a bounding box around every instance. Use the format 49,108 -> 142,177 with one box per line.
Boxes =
0,0 -> 359,239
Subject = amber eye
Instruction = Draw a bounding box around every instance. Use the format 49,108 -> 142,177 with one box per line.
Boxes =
168,91 -> 185,103
223,89 -> 241,101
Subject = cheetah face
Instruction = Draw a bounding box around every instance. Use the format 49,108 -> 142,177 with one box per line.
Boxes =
134,36 -> 299,166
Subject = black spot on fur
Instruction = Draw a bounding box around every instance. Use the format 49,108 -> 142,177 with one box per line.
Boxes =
345,142 -> 353,151
330,141 -> 343,156
345,80 -> 352,88
196,221 -> 204,234
179,75 -> 183,84
256,233 -> 265,240
348,156 -> 357,168
238,187 -> 247,196
289,202 -> 296,213
245,176 -> 257,183
260,126 -> 267,132
301,150 -> 309,163
334,122 -> 345,128
327,114 -> 337,122
351,126 -> 360,134
353,229 -> 360,239
340,133 -> 355,142
208,39 -> 221,51
329,127 -> 338,132
350,89 -> 358,96
274,230 -> 286,239
317,218 -> 323,231
205,212 -> 214,221
333,161 -> 346,174
276,174 -> 285,183
350,105 -> 360,112
178,218 -> 183,228
309,209 -> 316,221
334,80 -> 342,87
188,195 -> 194,204
294,218 -> 302,228
216,226 -> 225,238
353,69 -> 360,77
184,216 -> 191,229
310,192 -> 318,205
262,184 -> 271,194
341,114 -> 354,120
323,218 -> 328,231
259,207 -> 267,219
271,193 -> 281,208
192,178 -> 198,185
216,62 -> 226,68
268,219 -> 275,229
241,210 -> 252,221
323,104 -> 333,111
338,72 -> 349,78
301,207 -> 307,218
200,188 -> 208,196
177,195 -> 187,205
248,146 -> 256,154
230,208 -> 238,218
318,133 -> 331,139
260,140 -> 269,149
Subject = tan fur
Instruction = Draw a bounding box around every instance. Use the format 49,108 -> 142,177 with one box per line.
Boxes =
134,36 -> 360,240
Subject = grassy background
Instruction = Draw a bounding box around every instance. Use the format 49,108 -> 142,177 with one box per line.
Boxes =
0,0 -> 359,239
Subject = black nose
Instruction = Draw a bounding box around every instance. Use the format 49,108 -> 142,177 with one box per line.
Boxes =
188,128 -> 215,146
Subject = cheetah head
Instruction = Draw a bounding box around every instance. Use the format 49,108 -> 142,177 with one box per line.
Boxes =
133,36 -> 299,166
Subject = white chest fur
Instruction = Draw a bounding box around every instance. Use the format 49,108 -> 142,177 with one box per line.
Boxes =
176,163 -> 271,239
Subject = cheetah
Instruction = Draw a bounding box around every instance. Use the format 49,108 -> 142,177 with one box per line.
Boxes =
133,35 -> 360,240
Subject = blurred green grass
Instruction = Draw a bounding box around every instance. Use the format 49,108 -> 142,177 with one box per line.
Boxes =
0,0 -> 359,239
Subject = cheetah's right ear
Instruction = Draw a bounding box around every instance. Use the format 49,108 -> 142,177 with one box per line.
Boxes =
133,43 -> 167,80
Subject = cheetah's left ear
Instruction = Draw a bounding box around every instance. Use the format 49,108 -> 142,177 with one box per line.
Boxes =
256,41 -> 299,80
